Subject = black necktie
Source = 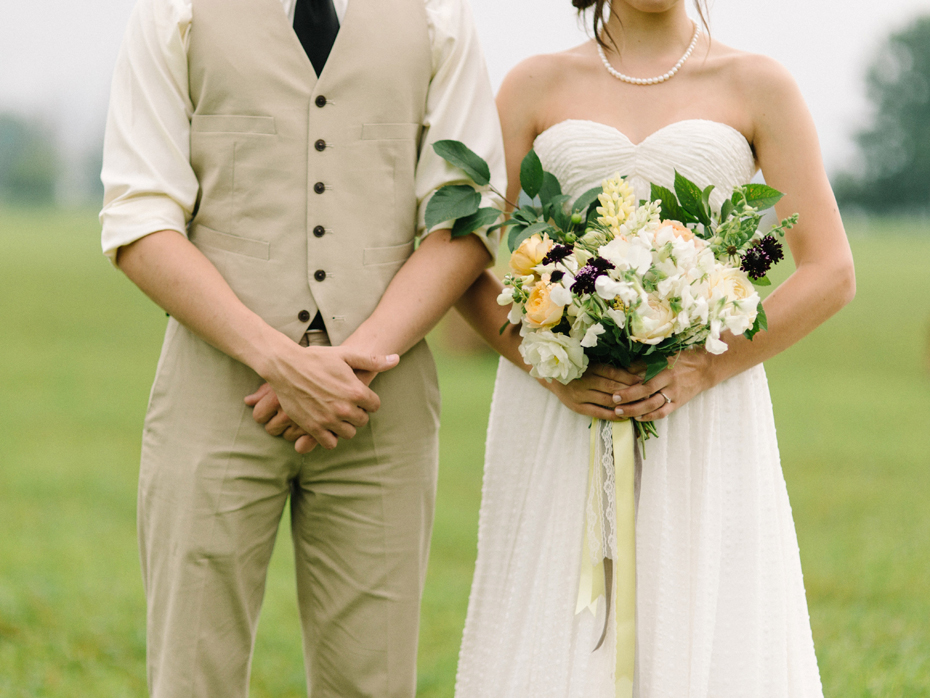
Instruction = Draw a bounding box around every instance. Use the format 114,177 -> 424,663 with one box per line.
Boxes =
293,0 -> 340,77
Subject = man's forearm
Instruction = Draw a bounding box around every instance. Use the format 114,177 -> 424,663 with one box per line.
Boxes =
117,230 -> 293,377
343,230 -> 492,356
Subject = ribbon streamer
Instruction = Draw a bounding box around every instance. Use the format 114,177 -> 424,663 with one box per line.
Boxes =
576,418 -> 636,698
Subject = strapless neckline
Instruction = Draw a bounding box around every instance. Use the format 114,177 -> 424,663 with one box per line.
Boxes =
537,118 -> 753,155
532,117 -> 758,213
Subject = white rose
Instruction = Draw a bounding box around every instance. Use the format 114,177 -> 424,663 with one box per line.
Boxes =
519,330 -> 589,384
629,294 -> 676,345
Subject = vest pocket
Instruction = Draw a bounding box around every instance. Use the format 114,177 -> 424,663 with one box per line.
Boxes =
363,240 -> 415,266
192,115 -> 276,134
189,224 -> 270,260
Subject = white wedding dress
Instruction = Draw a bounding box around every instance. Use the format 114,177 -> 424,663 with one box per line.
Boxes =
454,120 -> 824,698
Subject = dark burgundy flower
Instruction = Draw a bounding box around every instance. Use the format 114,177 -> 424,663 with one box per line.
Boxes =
550,270 -> 565,283
739,236 -> 783,280
571,257 -> 615,294
541,244 -> 572,266
759,235 -> 784,264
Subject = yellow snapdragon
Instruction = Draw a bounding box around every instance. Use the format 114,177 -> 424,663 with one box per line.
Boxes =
595,175 -> 635,233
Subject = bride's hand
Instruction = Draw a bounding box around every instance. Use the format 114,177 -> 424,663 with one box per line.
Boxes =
543,363 -> 645,420
612,349 -> 716,422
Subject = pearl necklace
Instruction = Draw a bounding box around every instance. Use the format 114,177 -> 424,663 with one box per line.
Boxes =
597,22 -> 700,86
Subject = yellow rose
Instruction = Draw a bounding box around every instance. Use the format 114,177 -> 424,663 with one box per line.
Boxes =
525,280 -> 565,329
510,233 -> 554,276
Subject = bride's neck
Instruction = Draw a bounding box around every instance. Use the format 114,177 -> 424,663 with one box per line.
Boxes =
603,2 -> 694,60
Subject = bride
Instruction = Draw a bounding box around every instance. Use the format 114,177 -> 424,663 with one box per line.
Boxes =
452,0 -> 854,696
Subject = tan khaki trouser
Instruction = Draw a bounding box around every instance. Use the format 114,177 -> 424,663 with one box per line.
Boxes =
138,321 -> 440,697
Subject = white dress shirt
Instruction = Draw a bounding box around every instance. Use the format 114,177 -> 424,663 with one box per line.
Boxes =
100,0 -> 505,262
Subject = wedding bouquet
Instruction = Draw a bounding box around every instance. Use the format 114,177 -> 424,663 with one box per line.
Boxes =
427,140 -> 797,441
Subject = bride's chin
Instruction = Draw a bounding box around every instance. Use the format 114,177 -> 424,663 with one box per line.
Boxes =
613,0 -> 683,14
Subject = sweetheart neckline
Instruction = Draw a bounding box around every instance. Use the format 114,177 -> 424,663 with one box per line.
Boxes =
535,118 -> 753,153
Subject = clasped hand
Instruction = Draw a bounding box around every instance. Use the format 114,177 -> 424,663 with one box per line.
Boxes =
246,344 -> 398,454
545,349 -> 715,423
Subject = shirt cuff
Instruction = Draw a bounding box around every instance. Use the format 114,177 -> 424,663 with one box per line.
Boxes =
100,195 -> 189,265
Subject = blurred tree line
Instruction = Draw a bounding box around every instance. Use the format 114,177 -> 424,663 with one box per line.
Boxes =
834,14 -> 930,214
0,113 -> 59,205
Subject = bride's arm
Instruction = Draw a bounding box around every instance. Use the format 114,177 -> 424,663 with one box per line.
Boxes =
455,59 -> 641,422
616,57 -> 856,421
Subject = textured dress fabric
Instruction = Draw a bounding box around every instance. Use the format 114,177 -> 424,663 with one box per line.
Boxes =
454,120 -> 824,698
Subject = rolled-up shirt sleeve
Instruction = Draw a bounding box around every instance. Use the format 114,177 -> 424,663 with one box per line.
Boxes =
99,0 -> 198,264
417,0 -> 507,259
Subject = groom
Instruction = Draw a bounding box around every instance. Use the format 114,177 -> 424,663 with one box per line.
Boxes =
100,0 -> 504,695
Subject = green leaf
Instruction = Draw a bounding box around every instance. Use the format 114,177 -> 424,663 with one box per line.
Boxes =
741,183 -> 785,211
650,183 -> 686,222
674,171 -> 710,226
432,140 -> 491,186
509,221 -> 551,252
498,319 -> 511,335
512,206 -> 540,225
538,172 -> 562,207
486,218 -> 523,234
520,149 -> 544,199
451,207 -> 502,238
425,184 -> 481,230
642,354 -> 669,383
701,184 -> 715,219
744,302 -> 768,340
572,185 -> 603,214
751,275 -> 772,287
720,198 -> 734,221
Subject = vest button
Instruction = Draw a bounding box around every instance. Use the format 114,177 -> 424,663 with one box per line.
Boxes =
314,270 -> 327,282
315,95 -> 327,108
298,310 -> 311,323
313,225 -> 326,238
314,182 -> 326,194
315,139 -> 327,152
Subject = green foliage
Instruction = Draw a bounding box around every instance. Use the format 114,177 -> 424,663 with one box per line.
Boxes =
519,149 -> 544,199
834,15 -> 930,213
0,113 -> 59,205
424,184 -> 481,230
451,207 -> 501,238
432,140 -> 491,186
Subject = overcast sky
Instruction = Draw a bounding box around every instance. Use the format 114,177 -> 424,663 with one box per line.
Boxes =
1,0 -> 928,172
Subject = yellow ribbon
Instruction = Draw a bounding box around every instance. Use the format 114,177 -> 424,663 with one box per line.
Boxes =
576,418 -> 636,698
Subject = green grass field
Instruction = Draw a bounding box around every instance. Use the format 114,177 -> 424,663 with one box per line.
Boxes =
0,208 -> 928,697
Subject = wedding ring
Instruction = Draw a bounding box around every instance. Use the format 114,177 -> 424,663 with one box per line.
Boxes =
658,390 -> 672,406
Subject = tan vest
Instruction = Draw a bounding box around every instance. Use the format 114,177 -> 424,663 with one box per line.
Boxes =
187,0 -> 432,345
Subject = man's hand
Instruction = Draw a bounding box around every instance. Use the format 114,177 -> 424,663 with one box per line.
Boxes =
245,351 -> 387,454
257,344 -> 398,450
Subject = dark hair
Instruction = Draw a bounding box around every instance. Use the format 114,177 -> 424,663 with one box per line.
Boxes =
574,0 -> 710,51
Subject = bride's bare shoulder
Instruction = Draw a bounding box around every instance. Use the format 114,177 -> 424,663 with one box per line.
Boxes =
704,40 -> 803,103
499,42 -> 599,102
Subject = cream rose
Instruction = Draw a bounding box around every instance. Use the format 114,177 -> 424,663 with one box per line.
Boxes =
629,295 -> 676,345
510,233 -> 554,276
524,280 -> 565,329
707,266 -> 757,305
519,330 -> 588,384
